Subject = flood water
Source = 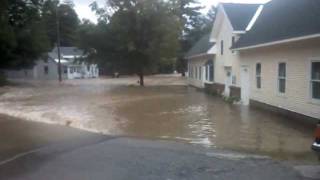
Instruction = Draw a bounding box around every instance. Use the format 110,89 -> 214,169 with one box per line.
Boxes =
0,76 -> 316,163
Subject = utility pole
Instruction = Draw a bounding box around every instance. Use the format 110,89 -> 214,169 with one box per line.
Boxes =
56,2 -> 62,82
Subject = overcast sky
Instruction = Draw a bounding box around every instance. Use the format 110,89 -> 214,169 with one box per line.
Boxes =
73,0 -> 270,23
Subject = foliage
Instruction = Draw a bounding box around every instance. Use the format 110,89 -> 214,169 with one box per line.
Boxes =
0,0 -> 50,69
175,4 -> 217,75
223,96 -> 241,104
0,71 -> 7,86
42,0 -> 79,47
0,0 -> 79,73
84,0 -> 180,86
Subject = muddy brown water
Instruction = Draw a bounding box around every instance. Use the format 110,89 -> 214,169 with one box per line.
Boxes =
0,77 -> 317,163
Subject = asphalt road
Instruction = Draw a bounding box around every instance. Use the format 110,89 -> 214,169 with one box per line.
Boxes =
0,115 -> 315,180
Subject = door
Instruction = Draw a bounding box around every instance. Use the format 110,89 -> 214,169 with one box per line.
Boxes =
224,68 -> 232,96
241,66 -> 250,105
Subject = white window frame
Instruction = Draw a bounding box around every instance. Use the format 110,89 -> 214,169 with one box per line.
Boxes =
310,59 -> 320,104
277,62 -> 287,94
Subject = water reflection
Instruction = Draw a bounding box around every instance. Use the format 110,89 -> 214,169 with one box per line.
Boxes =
0,82 -> 316,162
111,86 -> 315,162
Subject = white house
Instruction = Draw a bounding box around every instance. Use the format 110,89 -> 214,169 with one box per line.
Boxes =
232,0 -> 320,120
185,34 -> 216,88
187,3 -> 263,99
4,47 -> 99,80
187,0 -> 319,121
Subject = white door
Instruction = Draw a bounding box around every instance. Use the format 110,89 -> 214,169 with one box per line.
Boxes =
241,66 -> 250,105
224,68 -> 232,96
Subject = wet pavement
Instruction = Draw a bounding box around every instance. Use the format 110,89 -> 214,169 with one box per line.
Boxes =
0,114 -> 104,162
0,116 -> 306,180
0,75 -> 317,163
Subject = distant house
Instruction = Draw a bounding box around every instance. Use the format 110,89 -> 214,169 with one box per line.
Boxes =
187,3 -> 262,97
232,0 -> 320,120
4,47 -> 99,80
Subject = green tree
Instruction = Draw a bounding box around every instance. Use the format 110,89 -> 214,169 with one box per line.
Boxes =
0,0 -> 50,69
88,0 -> 180,86
168,0 -> 203,76
186,6 -> 216,45
176,5 -> 216,76
42,0 -> 79,47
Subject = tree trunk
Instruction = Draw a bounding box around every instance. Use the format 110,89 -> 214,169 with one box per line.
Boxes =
139,73 -> 144,86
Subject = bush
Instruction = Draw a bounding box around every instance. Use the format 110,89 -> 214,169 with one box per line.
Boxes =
0,72 -> 7,86
204,88 -> 218,96
223,96 -> 241,104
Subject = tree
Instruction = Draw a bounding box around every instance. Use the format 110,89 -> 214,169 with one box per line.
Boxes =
186,6 -> 216,45
167,0 -> 203,76
176,4 -> 216,76
42,0 -> 79,47
0,0 -> 50,70
87,0 -> 180,86
0,0 -> 16,67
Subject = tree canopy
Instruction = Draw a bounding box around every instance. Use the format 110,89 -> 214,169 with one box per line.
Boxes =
0,0 -> 50,69
81,0 -> 181,86
42,0 -> 79,47
0,0 -> 79,70
0,0 -> 216,86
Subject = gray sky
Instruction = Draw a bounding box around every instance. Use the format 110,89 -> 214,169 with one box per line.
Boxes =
73,0 -> 270,23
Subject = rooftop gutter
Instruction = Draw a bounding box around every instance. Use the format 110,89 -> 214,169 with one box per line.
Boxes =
185,53 -> 215,60
232,33 -> 320,51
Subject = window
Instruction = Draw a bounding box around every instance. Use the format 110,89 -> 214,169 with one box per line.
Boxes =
64,66 -> 68,74
311,62 -> 320,100
232,75 -> 236,85
221,40 -> 224,55
256,63 -> 261,89
278,63 -> 286,93
191,66 -> 194,78
195,66 -> 198,79
198,66 -> 202,80
44,66 -> 49,75
231,36 -> 235,53
205,60 -> 214,82
232,36 -> 235,46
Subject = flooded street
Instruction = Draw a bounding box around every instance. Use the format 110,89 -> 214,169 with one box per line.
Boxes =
0,75 -> 316,163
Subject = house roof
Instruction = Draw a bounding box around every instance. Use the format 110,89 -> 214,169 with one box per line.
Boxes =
185,34 -> 215,58
48,47 -> 85,63
222,3 -> 261,31
52,47 -> 85,57
233,0 -> 320,50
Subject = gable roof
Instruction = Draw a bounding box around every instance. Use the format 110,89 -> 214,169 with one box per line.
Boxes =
222,3 -> 261,31
233,0 -> 320,50
185,34 -> 215,58
52,47 -> 85,57
48,47 -> 85,64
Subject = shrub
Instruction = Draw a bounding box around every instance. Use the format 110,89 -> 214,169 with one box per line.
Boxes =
0,72 -> 7,86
